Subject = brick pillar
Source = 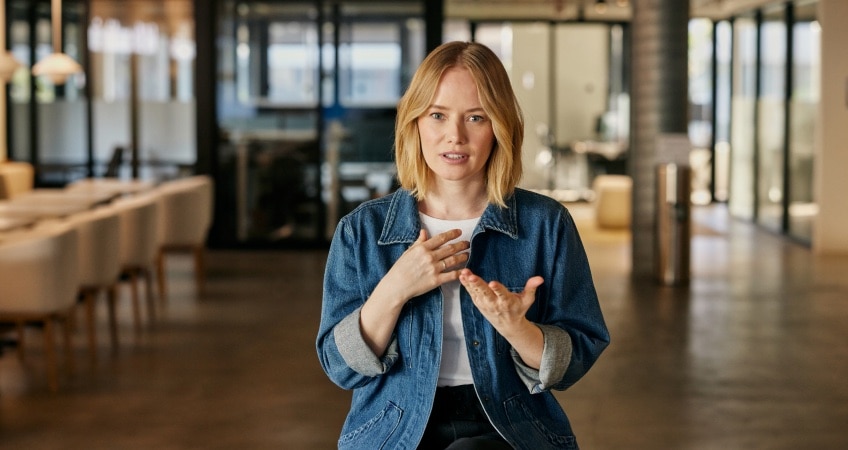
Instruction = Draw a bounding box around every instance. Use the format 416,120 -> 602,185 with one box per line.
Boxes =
629,0 -> 690,280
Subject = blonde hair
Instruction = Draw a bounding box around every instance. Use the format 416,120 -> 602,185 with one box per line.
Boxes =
394,41 -> 524,208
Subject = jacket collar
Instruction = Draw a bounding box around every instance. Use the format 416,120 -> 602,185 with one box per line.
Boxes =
378,189 -> 519,245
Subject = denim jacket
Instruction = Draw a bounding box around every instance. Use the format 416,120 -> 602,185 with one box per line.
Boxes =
317,188 -> 609,449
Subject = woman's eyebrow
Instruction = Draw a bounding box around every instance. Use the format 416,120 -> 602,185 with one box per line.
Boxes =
428,104 -> 485,113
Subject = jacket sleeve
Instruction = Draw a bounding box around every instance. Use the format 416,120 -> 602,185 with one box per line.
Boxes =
514,207 -> 610,393
511,324 -> 573,393
316,217 -> 400,390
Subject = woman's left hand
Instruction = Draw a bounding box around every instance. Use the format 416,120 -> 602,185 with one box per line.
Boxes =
458,269 -> 545,368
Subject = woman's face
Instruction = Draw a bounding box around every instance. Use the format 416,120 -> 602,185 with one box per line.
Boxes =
417,67 -> 495,187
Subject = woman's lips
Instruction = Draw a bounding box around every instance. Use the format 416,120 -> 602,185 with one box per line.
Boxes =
440,152 -> 468,162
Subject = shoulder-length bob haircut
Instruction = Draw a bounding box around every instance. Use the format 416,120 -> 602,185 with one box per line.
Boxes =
394,41 -> 524,208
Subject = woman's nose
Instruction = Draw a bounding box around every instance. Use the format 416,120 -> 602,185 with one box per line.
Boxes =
446,120 -> 466,144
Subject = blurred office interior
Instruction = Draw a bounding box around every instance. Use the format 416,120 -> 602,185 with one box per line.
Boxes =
3,0 -> 846,254
2,0 -> 848,448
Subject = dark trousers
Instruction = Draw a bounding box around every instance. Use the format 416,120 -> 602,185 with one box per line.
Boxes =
418,384 -> 513,450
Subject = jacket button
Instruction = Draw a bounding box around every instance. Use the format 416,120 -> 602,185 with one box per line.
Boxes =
472,340 -> 480,347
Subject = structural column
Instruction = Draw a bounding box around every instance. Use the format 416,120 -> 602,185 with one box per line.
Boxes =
629,0 -> 690,281
814,0 -> 848,254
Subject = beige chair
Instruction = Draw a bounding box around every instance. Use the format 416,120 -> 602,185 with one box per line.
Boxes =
155,176 -> 213,300
109,193 -> 161,330
64,208 -> 122,357
0,224 -> 80,392
592,174 -> 632,230
0,160 -> 35,200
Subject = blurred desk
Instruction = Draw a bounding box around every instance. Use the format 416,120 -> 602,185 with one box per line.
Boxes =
571,140 -> 628,161
0,202 -> 90,220
15,189 -> 118,208
0,217 -> 35,233
0,188 -> 107,220
65,178 -> 156,197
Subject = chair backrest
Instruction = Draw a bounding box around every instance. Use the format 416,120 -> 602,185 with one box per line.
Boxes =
0,224 -> 80,314
64,208 -> 122,287
156,175 -> 214,246
0,161 -> 35,200
110,193 -> 160,268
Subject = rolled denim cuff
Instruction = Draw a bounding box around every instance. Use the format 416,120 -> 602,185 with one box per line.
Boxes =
334,307 -> 399,377
511,323 -> 573,394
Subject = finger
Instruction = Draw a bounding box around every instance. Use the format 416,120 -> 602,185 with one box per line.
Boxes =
425,229 -> 463,249
488,281 -> 511,299
434,241 -> 470,262
523,276 -> 544,293
521,276 -> 544,302
440,251 -> 470,271
459,270 -> 491,295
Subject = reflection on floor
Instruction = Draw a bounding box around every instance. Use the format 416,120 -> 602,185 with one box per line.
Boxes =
2,203 -> 848,449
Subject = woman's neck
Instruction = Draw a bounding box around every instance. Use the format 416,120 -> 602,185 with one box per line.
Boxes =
418,182 -> 488,220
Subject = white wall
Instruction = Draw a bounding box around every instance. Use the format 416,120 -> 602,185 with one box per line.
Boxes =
512,23 -> 552,190
512,23 -> 609,191
554,24 -> 609,147
814,0 -> 848,254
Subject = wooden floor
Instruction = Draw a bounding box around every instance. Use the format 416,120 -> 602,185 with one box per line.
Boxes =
2,203 -> 848,449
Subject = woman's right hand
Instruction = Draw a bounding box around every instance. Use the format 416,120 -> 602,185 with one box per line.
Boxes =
359,229 -> 470,355
382,229 -> 470,304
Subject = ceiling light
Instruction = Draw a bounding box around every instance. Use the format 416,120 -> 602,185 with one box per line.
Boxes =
595,0 -> 608,14
31,0 -> 83,85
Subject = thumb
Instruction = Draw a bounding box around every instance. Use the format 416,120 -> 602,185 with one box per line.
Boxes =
523,276 -> 544,298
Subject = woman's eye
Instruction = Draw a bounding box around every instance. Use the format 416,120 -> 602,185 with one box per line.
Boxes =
469,115 -> 485,123
429,112 -> 445,120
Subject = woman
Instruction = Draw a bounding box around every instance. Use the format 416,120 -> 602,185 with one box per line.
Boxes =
317,41 -> 609,449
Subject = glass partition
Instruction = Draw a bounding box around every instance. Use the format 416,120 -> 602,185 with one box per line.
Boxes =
787,1 -> 819,243
8,0 -> 89,185
713,20 -> 732,202
729,14 -> 757,220
756,5 -> 787,233
689,18 -> 714,205
7,1 -> 35,162
7,0 -> 195,183
89,0 -> 196,180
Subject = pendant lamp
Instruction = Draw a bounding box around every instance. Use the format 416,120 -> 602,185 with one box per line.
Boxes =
0,0 -> 23,81
31,0 -> 82,84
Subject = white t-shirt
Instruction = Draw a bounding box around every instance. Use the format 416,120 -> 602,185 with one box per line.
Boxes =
419,212 -> 480,387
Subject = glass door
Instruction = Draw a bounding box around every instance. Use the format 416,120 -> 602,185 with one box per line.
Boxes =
214,0 -> 425,246
216,1 -> 323,245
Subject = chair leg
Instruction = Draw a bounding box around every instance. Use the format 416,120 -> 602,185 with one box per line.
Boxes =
84,289 -> 98,362
144,268 -> 156,323
129,270 -> 142,332
43,319 -> 59,393
156,249 -> 167,302
15,321 -> 25,360
193,246 -> 205,296
61,311 -> 75,376
107,285 -> 119,351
